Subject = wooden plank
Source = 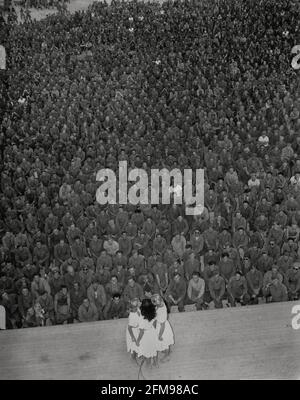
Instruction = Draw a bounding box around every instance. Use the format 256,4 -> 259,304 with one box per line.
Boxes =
0,301 -> 299,380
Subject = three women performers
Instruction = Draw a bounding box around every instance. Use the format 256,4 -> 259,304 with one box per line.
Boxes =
126,295 -> 175,368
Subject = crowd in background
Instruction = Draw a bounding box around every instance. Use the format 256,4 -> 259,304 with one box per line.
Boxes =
0,0 -> 300,329
17,0 -> 69,11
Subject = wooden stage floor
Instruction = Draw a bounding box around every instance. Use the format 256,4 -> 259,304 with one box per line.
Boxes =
0,301 -> 300,380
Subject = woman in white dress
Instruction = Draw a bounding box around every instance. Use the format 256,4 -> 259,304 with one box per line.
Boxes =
126,298 -> 141,360
135,298 -> 158,367
152,294 -> 175,361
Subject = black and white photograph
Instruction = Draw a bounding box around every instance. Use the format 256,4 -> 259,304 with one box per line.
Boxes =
0,0 -> 300,382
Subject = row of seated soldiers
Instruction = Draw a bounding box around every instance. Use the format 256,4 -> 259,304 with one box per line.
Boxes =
1,234 -> 299,327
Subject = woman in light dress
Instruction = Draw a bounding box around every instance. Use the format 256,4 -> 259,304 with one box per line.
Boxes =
135,298 -> 158,367
151,294 -> 175,361
126,298 -> 141,360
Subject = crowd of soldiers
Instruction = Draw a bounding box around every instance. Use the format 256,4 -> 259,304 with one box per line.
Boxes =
0,0 -> 300,328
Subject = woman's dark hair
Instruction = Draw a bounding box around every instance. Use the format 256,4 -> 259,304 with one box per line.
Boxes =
140,298 -> 156,322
